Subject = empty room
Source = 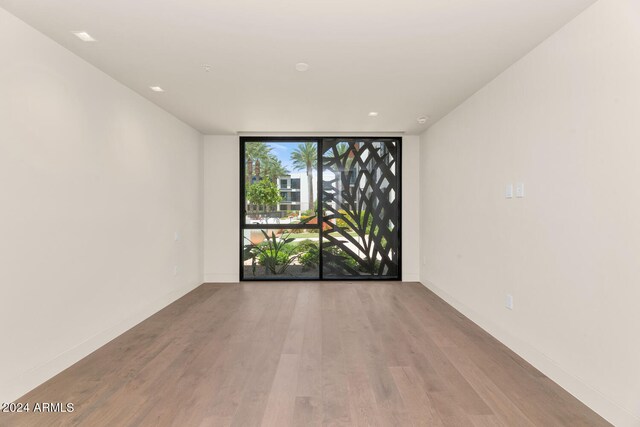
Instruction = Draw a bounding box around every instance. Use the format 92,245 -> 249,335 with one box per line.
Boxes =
1,0 -> 638,426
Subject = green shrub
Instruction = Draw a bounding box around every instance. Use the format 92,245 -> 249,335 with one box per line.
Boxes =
324,246 -> 359,270
359,259 -> 381,274
297,240 -> 319,269
244,230 -> 300,275
334,210 -> 374,232
257,249 -> 290,266
335,209 -> 350,229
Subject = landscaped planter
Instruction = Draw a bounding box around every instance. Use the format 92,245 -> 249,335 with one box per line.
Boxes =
242,264 -> 318,279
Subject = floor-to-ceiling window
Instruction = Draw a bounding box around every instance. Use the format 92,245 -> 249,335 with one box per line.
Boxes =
240,137 -> 401,281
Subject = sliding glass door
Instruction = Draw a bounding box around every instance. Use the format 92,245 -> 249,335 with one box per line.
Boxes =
241,138 -> 320,280
240,137 -> 401,281
321,138 -> 400,279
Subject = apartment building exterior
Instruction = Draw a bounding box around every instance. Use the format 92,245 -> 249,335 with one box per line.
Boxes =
278,173 -> 312,212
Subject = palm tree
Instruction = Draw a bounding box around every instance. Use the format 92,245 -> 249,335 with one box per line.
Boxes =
245,142 -> 272,183
263,156 -> 289,183
290,142 -> 317,212
336,142 -> 355,171
246,141 -> 271,163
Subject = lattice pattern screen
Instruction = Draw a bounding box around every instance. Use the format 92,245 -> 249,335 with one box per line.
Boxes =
321,138 -> 400,279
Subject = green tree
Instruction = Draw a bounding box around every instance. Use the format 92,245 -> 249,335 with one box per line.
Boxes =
245,142 -> 271,191
246,141 -> 289,184
337,142 -> 355,171
290,142 -> 317,211
246,141 -> 272,163
246,179 -> 282,213
262,156 -> 289,183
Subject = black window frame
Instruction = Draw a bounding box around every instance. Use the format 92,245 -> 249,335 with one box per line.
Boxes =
240,136 -> 402,282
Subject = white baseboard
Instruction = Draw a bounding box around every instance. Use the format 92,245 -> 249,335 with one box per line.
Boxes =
402,274 -> 420,282
420,279 -> 640,427
2,280 -> 202,404
203,273 -> 239,283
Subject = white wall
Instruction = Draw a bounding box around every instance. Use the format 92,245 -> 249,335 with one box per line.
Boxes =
419,0 -> 640,425
203,135 -> 420,282
401,135 -> 421,281
0,8 -> 203,403
203,135 -> 239,282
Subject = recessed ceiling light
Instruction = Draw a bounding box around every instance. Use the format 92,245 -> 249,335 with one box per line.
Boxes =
149,86 -> 164,92
417,116 -> 430,124
368,112 -> 379,117
295,62 -> 310,72
72,31 -> 96,42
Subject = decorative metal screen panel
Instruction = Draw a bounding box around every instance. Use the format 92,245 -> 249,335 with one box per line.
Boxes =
321,138 -> 400,279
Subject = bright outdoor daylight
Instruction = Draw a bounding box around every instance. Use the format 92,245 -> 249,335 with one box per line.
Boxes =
244,140 -> 318,225
241,138 -> 400,281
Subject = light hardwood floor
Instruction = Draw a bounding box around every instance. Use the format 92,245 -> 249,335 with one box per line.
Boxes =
2,282 -> 610,427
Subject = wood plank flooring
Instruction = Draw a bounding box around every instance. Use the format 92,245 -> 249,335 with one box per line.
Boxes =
1,282 -> 610,427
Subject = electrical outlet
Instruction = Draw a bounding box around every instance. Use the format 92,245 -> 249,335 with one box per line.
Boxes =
515,183 -> 525,198
505,294 -> 514,310
173,266 -> 178,276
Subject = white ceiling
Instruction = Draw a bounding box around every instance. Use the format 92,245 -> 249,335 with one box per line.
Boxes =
1,0 -> 596,135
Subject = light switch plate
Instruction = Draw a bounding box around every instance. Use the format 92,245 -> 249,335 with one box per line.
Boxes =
516,183 -> 525,198
505,184 -> 514,199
